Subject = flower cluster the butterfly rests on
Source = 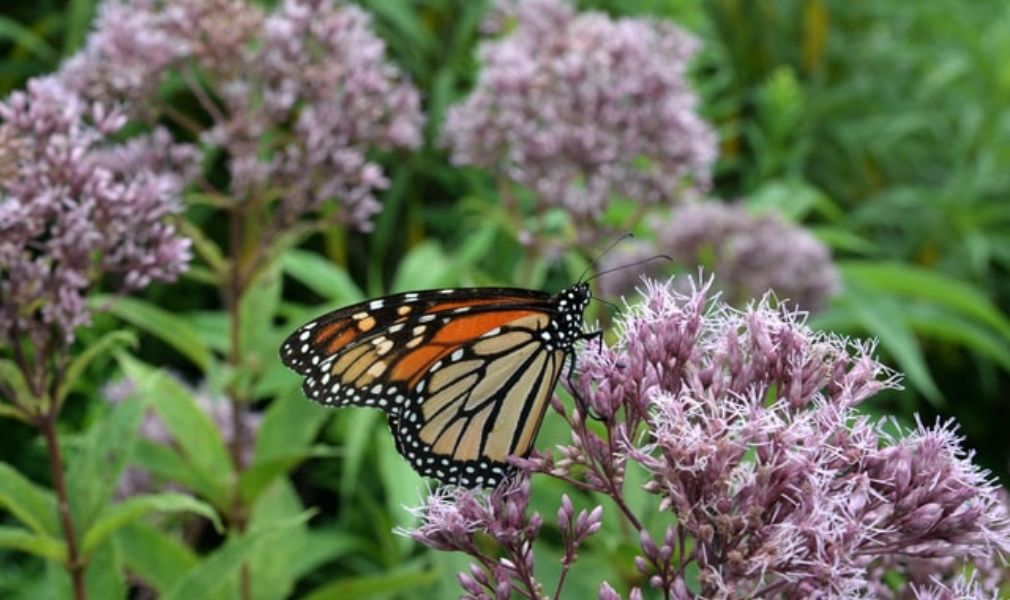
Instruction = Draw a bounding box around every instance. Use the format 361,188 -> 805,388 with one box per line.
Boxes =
405,277 -> 1010,599
280,282 -> 593,488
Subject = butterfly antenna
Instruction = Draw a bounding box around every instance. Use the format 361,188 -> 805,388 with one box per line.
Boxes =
584,254 -> 673,284
578,232 -> 635,284
590,296 -> 621,313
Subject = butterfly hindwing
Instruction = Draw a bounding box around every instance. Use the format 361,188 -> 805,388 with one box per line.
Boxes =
392,312 -> 568,486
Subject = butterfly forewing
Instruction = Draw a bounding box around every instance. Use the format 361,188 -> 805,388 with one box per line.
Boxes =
280,284 -> 592,487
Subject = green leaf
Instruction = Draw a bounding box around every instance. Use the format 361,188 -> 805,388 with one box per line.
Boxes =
238,446 -> 336,505
302,566 -> 438,600
116,522 -> 198,595
82,493 -> 221,555
253,395 -> 328,462
0,526 -> 66,561
808,225 -> 880,255
247,479 -> 356,599
177,218 -> 227,277
131,440 -> 200,492
238,263 -> 283,386
0,359 -> 41,418
282,250 -> 364,304
57,330 -> 137,405
118,356 -> 234,508
0,17 -> 58,62
746,179 -> 843,221
96,296 -> 213,369
0,462 -> 58,536
338,410 -> 380,502
377,433 -> 424,544
63,0 -> 97,53
66,385 -> 147,534
901,305 -> 1010,372
391,240 -> 455,292
833,282 -> 942,405
161,513 -> 311,600
840,262 -> 1010,343
83,537 -> 126,600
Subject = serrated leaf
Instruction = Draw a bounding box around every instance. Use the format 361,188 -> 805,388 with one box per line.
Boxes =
116,522 -> 199,595
118,356 -> 234,508
253,395 -> 328,462
57,330 -> 136,405
131,439 -> 200,491
834,283 -> 942,405
96,296 -> 213,369
238,263 -> 282,382
238,446 -> 336,504
177,218 -> 227,276
282,250 -> 364,304
841,261 -> 1010,343
82,493 -> 221,555
161,513 -> 311,600
0,526 -> 66,561
0,359 -> 40,417
302,566 -> 437,600
338,410 -> 380,502
0,462 -> 58,536
67,386 -> 147,533
83,536 -> 126,600
0,16 -> 58,62
391,241 -> 454,292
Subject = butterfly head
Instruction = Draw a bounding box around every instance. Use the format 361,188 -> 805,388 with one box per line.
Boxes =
547,282 -> 591,351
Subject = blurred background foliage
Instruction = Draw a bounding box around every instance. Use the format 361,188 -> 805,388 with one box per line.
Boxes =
1,0 -> 1008,598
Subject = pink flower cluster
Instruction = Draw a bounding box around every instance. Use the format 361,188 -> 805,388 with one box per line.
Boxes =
0,77 -> 194,347
60,0 -> 423,231
655,201 -> 840,310
443,0 -> 717,226
407,277 -> 1008,598
597,202 -> 840,312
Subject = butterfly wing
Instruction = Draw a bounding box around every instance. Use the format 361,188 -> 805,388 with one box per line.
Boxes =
281,285 -> 589,487
279,287 -> 553,413
392,313 -> 568,486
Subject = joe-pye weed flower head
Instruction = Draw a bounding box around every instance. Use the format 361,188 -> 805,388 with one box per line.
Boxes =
60,0 -> 423,232
0,76 -> 193,353
406,277 -> 1009,599
443,0 -> 717,241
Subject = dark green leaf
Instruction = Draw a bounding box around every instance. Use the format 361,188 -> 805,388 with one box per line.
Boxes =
57,330 -> 136,405
82,493 -> 221,555
118,356 -> 234,508
833,283 -> 942,405
302,565 -> 438,600
0,462 -> 59,536
0,17 -> 58,62
67,383 -> 147,534
162,513 -> 311,600
0,526 -> 66,561
96,296 -> 213,369
253,395 -> 329,462
282,250 -> 365,304
238,446 -> 336,504
116,522 -> 198,595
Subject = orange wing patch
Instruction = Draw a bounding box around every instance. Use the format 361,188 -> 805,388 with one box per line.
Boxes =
390,310 -> 546,387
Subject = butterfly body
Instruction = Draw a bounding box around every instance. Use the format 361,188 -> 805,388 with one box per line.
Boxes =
280,283 -> 592,487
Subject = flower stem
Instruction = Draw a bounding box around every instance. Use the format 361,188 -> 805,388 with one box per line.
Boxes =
226,203 -> 252,600
40,410 -> 86,600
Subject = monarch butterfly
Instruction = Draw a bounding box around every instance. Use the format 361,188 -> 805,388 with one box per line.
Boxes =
279,282 -> 595,488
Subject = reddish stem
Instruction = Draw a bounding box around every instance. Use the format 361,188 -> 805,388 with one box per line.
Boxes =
40,410 -> 87,600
